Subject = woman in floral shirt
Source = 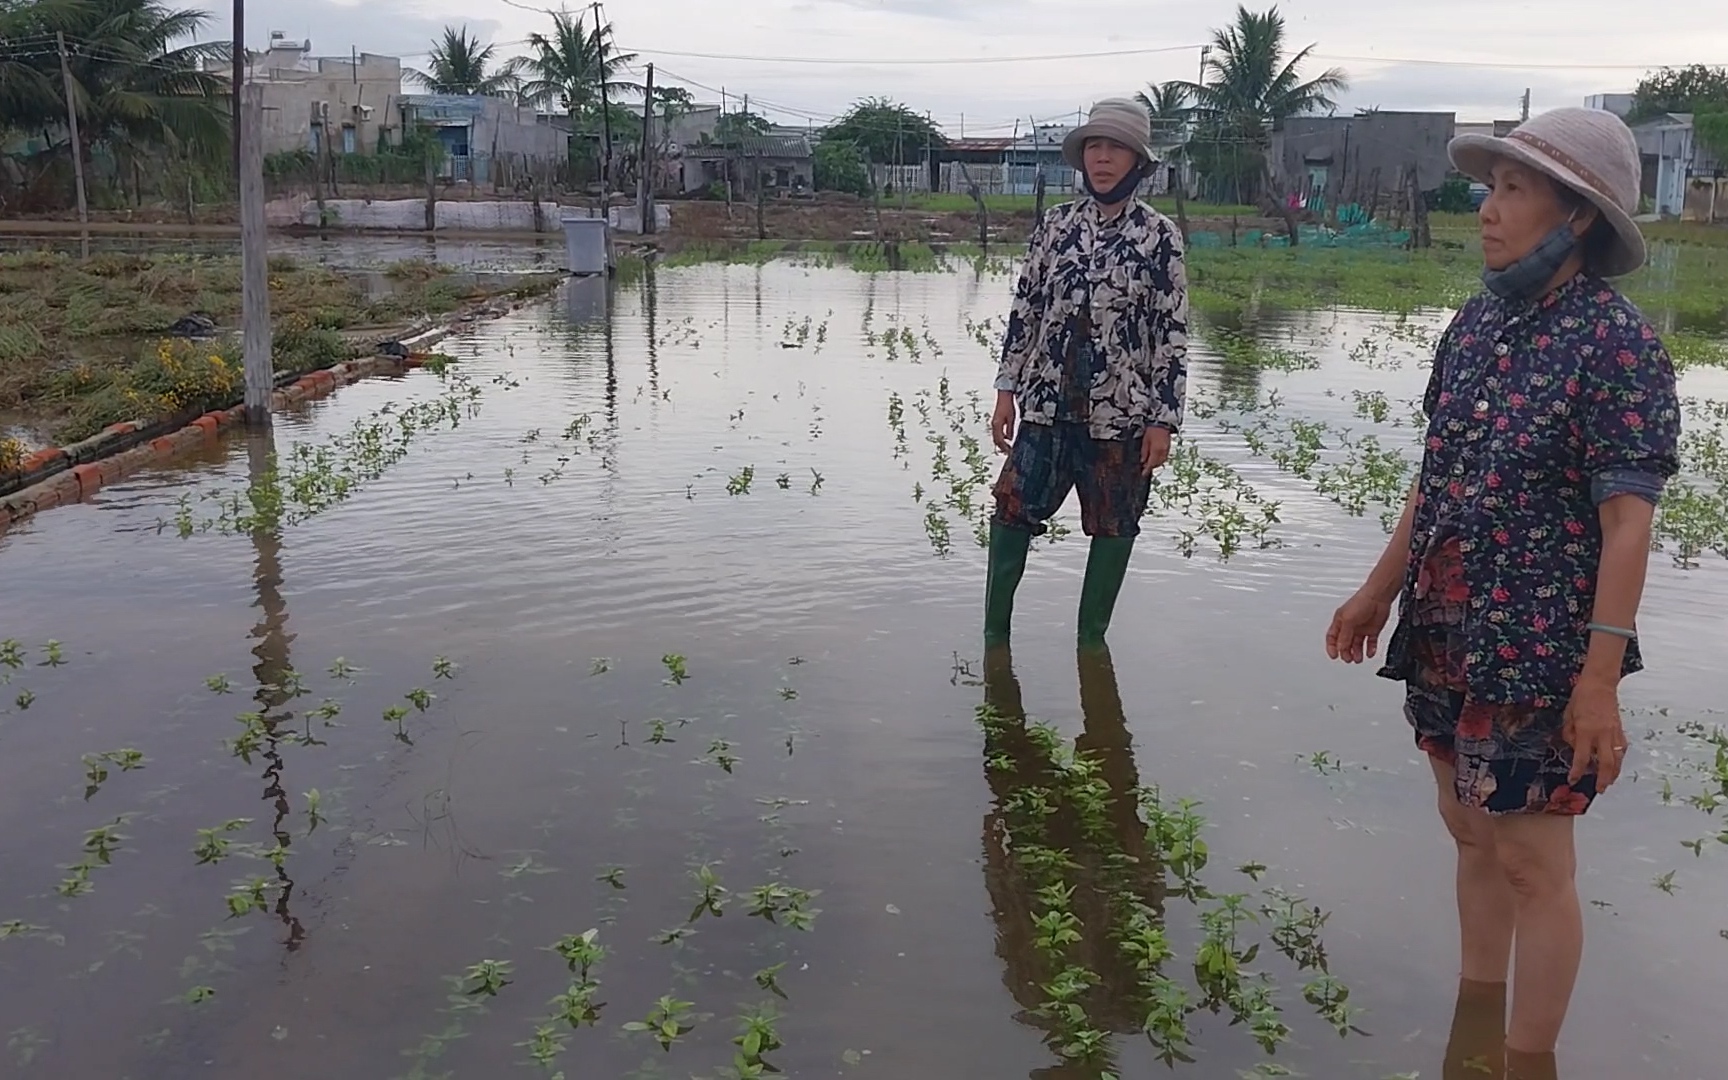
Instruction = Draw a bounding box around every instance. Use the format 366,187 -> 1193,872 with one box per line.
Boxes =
1326,108 -> 1681,1072
985,97 -> 1188,651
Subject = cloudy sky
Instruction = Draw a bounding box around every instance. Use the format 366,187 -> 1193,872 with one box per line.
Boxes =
204,0 -> 1723,133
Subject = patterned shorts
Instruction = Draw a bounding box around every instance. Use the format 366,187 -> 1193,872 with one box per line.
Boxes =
991,421 -> 1151,539
1404,626 -> 1597,816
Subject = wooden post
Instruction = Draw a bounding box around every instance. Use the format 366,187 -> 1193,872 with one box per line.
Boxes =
958,162 -> 988,248
423,151 -> 436,233
638,63 -> 655,235
896,113 -> 906,211
754,150 -> 766,241
1410,162 -> 1432,249
239,85 -> 273,427
322,104 -> 338,199
312,111 -> 328,231
55,32 -> 89,235
1172,159 -> 1190,243
871,154 -> 883,241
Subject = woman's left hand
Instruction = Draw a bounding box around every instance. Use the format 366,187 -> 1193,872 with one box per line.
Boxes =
1563,676 -> 1627,791
1140,427 -> 1171,476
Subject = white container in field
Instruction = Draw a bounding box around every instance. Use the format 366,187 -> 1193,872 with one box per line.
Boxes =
561,212 -> 610,275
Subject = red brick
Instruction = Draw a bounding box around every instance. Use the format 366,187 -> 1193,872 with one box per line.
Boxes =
71,463 -> 103,497
21,448 -> 64,472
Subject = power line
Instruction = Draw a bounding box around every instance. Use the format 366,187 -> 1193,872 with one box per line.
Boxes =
617,40 -> 1701,73
1310,52 -> 1690,72
621,43 -> 1205,66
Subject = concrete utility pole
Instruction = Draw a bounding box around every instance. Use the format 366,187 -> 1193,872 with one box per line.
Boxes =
239,85 -> 273,426
55,33 -> 89,235
638,62 -> 655,234
592,1 -> 613,197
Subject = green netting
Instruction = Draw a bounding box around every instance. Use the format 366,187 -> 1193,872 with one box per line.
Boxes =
1185,219 -> 1411,249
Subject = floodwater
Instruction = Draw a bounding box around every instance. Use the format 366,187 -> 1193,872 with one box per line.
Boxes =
1,258 -> 1726,1080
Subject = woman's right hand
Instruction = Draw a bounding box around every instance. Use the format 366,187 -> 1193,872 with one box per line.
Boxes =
991,391 -> 1017,453
1326,589 -> 1393,664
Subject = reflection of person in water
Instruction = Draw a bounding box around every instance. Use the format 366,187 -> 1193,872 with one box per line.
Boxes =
1442,978 -> 1558,1080
979,644 -> 1165,1073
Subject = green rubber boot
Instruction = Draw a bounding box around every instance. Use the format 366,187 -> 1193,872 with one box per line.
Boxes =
1076,536 -> 1135,649
983,522 -> 1033,648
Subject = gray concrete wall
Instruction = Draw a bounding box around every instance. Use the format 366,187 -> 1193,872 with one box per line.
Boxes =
472,98 -> 565,163
251,54 -> 403,157
1273,111 -> 1456,197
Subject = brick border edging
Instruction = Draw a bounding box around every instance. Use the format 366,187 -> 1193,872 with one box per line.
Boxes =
0,287 -> 547,536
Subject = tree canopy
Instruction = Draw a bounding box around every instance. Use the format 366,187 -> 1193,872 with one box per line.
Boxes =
820,98 -> 945,164
1,0 -> 230,168
713,110 -> 771,145
416,26 -> 519,97
1176,5 -> 1347,203
1631,65 -> 1728,121
516,9 -> 637,120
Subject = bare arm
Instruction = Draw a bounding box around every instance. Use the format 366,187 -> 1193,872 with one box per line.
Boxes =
1577,495 -> 1656,686
1361,481 -> 1419,604
1326,480 -> 1418,664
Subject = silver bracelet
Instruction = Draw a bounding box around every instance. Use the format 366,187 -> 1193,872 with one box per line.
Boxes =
1586,622 -> 1636,640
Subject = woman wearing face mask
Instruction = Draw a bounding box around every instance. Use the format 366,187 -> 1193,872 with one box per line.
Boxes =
986,97 -> 1188,651
1325,108 -> 1681,1073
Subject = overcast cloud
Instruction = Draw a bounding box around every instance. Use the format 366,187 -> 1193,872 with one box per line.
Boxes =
201,0 -> 1725,133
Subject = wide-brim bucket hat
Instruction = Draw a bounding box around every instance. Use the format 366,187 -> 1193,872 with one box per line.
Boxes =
1062,97 -> 1155,172
1447,106 -> 1647,277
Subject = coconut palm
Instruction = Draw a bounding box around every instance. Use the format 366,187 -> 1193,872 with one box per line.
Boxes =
36,0 -> 229,162
515,8 -> 639,117
1179,5 -> 1346,203
0,0 -> 69,134
1136,81 -> 1194,234
415,26 -> 520,97
1186,5 -> 1347,136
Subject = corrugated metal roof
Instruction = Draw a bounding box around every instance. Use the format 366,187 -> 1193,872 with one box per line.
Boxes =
729,135 -> 814,157
946,138 -> 1013,152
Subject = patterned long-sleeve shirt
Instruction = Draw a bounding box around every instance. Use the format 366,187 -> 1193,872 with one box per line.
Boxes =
1378,274 -> 1682,705
995,198 -> 1189,439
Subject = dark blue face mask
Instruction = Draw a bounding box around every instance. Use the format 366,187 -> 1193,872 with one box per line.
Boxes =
1083,159 -> 1147,206
1481,217 -> 1580,302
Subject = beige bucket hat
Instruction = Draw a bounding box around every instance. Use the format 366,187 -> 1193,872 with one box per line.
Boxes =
1447,106 -> 1647,277
1062,97 -> 1155,172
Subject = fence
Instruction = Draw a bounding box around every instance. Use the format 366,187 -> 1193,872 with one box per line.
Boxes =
937,162 -> 1081,197
870,164 -> 930,195
1684,177 -> 1727,223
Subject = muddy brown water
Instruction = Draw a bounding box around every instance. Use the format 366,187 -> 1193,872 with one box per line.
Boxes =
1,262 -> 1725,1080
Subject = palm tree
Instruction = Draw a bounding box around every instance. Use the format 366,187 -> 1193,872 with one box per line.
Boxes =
516,9 -> 638,116
1188,5 -> 1346,134
415,26 -> 520,97
0,0 -> 229,211
1180,4 -> 1347,203
0,0 -> 70,136
1136,81 -> 1193,236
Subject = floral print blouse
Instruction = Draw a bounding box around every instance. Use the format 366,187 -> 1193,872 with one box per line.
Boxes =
1379,274 -> 1683,706
995,198 -> 1189,439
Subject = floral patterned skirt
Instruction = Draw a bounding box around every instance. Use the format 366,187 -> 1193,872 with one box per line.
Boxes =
1403,539 -> 1597,816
